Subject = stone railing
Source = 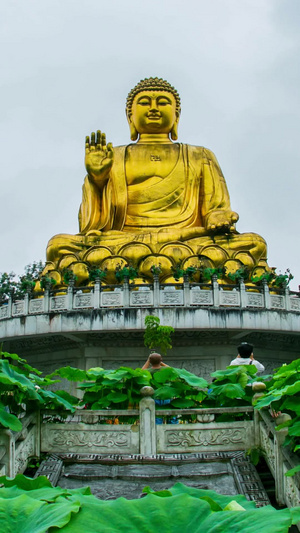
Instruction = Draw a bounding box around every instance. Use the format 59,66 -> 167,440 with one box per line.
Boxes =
0,399 -> 299,516
0,279 -> 299,320
0,412 -> 40,477
258,409 -> 300,513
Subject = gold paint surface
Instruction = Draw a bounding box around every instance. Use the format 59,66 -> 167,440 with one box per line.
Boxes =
45,78 -> 267,285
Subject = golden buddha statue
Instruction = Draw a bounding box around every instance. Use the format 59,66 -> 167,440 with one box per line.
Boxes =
45,78 -> 268,284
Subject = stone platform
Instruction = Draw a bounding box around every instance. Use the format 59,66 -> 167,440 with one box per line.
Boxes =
35,452 -> 270,506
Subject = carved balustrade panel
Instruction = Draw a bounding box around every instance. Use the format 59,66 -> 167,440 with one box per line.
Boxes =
160,289 -> 184,306
270,295 -> 285,310
130,291 -> 153,307
41,423 -> 139,454
15,425 -> 37,474
0,305 -> 8,319
190,289 -> 213,306
219,291 -> 240,307
259,419 -> 276,477
29,299 -> 44,314
12,300 -> 25,316
156,421 -> 254,453
290,297 -> 300,312
246,293 -> 263,308
283,462 -> 300,509
101,291 -> 123,307
74,293 -> 94,309
50,295 -> 67,311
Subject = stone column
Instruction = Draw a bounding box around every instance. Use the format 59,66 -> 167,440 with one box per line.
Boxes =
183,276 -> 190,307
212,275 -> 219,307
94,280 -> 101,309
123,277 -> 130,307
262,280 -> 271,309
24,292 -> 29,315
239,279 -> 247,309
139,386 -> 156,455
67,282 -> 74,311
274,413 -> 291,506
284,287 -> 291,311
153,275 -> 160,307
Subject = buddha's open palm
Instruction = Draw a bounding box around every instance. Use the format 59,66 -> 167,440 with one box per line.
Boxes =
85,130 -> 114,181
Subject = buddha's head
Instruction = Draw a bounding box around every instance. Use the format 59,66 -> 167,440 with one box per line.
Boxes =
126,78 -> 181,141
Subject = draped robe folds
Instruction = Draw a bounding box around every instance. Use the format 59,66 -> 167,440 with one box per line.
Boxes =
46,143 -> 267,264
78,144 -> 232,235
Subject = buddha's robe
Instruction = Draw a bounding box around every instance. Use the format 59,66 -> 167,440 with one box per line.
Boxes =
79,144 -> 231,234
46,144 -> 267,263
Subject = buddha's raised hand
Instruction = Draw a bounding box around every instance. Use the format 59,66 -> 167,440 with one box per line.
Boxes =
85,130 -> 114,182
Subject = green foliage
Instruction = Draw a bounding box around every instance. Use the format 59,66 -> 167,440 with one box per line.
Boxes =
201,267 -> 226,281
143,315 -> 174,355
62,268 -> 77,286
0,351 -> 77,431
88,266 -> 107,282
40,275 -> 57,290
227,266 -> 250,283
0,477 -> 299,532
203,365 -> 260,412
251,268 -> 293,289
0,262 -> 44,301
77,367 -> 151,409
115,263 -> 138,282
151,367 -> 208,408
0,272 -> 16,302
254,359 -> 300,457
150,264 -> 162,276
171,264 -> 198,281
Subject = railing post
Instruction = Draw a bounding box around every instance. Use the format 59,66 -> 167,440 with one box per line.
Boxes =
274,413 -> 291,506
44,289 -> 50,313
139,386 -> 156,455
123,278 -> 130,307
284,287 -> 291,311
24,293 -> 29,315
94,280 -> 101,309
153,275 -> 160,307
262,280 -> 271,309
239,279 -> 247,309
212,275 -> 219,307
67,284 -> 74,311
183,276 -> 190,307
7,295 -> 12,318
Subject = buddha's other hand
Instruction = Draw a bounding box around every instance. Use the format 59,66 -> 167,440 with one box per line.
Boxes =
85,130 -> 114,183
205,210 -> 239,233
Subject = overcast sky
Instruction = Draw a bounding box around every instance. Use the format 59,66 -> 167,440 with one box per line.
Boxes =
1,0 -> 300,289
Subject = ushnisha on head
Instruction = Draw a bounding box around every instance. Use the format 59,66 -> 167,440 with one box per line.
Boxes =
126,77 -> 181,141
238,342 -> 254,358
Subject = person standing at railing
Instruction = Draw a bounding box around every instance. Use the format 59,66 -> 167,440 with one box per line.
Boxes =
229,342 -> 265,373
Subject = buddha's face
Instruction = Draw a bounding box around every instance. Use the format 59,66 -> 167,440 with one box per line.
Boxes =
130,90 -> 178,135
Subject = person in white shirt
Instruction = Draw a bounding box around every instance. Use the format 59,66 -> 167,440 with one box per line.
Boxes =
229,342 -> 265,373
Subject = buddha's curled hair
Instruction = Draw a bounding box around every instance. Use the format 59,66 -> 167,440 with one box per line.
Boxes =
126,77 -> 181,118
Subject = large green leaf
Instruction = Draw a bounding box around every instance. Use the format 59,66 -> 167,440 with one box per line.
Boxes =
0,493 -> 80,533
212,383 -> 246,399
171,398 -> 196,408
106,392 -> 128,403
0,404 -> 22,431
172,368 -> 208,388
0,474 -> 52,490
46,366 -> 87,382
0,360 -> 36,391
59,492 -> 212,533
153,386 -> 178,400
152,367 -> 178,383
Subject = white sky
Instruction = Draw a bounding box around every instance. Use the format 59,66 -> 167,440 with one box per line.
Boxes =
1,0 -> 300,289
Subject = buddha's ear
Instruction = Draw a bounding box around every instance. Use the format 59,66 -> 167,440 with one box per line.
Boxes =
128,119 -> 138,141
171,116 -> 179,141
